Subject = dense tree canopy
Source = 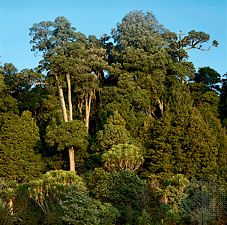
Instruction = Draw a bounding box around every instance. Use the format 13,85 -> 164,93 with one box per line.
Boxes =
0,10 -> 226,225
0,111 -> 45,182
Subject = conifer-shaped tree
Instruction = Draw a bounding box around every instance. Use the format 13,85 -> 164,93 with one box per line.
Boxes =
96,111 -> 131,152
0,111 -> 45,182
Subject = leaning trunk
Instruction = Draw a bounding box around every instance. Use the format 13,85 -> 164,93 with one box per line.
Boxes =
68,146 -> 75,171
66,73 -> 73,121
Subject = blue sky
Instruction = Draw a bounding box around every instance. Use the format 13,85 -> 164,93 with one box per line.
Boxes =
0,0 -> 226,75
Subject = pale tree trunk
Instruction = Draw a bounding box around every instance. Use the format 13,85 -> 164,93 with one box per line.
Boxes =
68,146 -> 75,172
56,74 -> 75,171
66,74 -> 75,172
8,198 -> 13,215
66,73 -> 73,121
85,91 -> 92,131
157,98 -> 164,117
55,75 -> 68,122
78,99 -> 83,120
160,195 -> 169,204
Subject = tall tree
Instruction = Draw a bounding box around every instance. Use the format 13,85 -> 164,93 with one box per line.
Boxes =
45,120 -> 88,171
163,30 -> 218,63
187,66 -> 227,180
30,16 -> 76,57
47,34 -> 108,130
30,16 -> 77,123
162,30 -> 218,84
99,47 -> 169,137
194,66 -> 221,93
144,80 -> 219,179
69,35 -> 108,130
112,10 -> 166,51
100,10 -> 174,139
30,17 -> 80,171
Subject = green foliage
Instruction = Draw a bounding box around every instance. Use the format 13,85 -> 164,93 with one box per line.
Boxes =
0,111 -> 45,182
85,168 -> 111,201
0,72 -> 18,114
199,105 -> 227,180
0,9 -> 226,225
46,120 -> 88,161
86,169 -> 149,225
112,10 -> 166,51
30,16 -> 77,57
181,180 -> 226,225
163,30 -> 218,62
102,144 -> 144,172
136,209 -> 153,225
99,96 -> 146,138
148,174 -> 189,219
182,108 -> 218,178
0,179 -> 18,225
107,170 -> 145,225
16,170 -> 86,225
144,83 -> 220,178
60,186 -> 119,225
96,111 -> 131,151
16,170 -> 118,225
195,67 -> 221,90
220,73 -> 227,128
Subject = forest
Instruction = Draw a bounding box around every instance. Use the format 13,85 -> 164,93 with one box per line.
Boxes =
0,10 -> 227,225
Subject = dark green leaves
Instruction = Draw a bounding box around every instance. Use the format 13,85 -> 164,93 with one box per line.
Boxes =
0,111 -> 45,182
46,120 -> 88,152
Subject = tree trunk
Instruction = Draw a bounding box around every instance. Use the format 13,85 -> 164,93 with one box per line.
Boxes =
85,92 -> 92,131
68,146 -> 75,171
56,74 -> 75,171
78,99 -> 83,120
8,198 -> 13,215
157,98 -> 164,117
55,75 -> 68,122
66,73 -> 73,121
